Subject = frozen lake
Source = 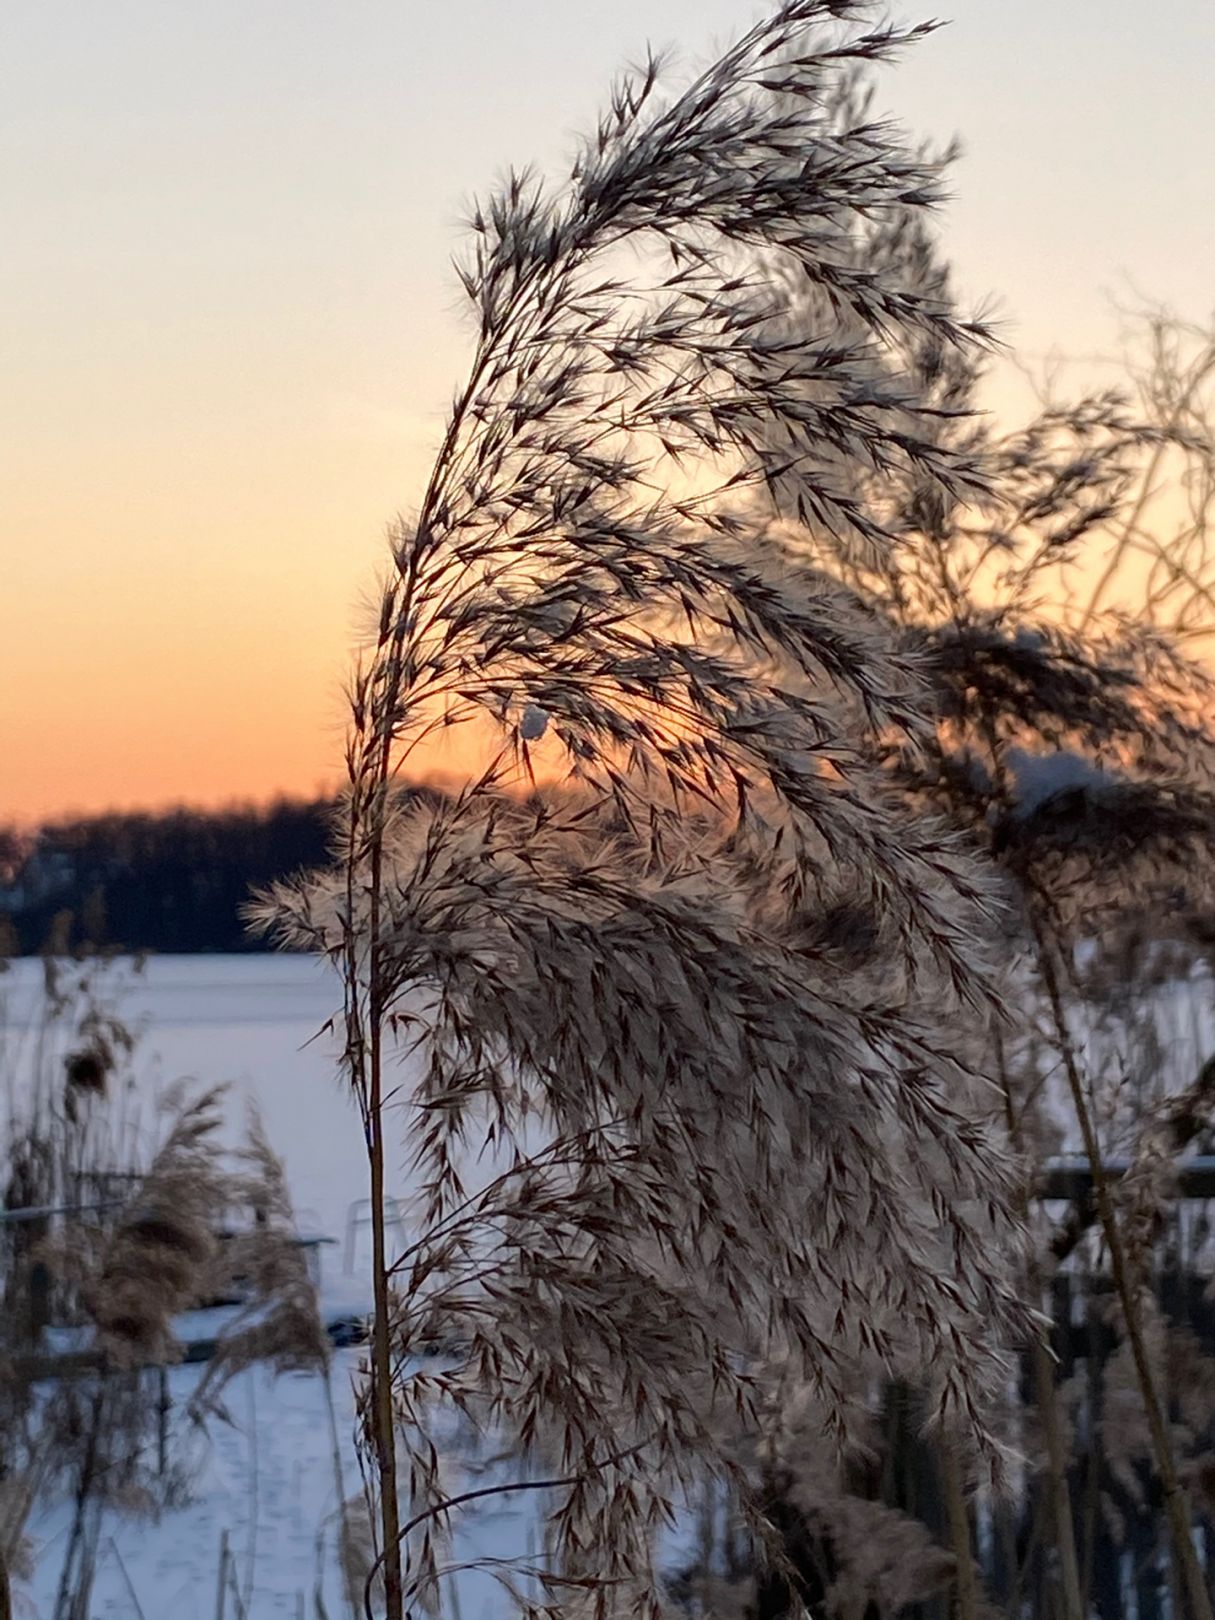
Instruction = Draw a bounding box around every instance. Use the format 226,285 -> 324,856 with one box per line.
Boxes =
0,953 -> 412,1272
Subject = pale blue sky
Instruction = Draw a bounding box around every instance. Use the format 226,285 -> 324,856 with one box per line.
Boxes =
3,1 -> 1213,816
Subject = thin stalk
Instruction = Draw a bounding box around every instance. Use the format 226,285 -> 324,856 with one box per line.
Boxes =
358,573 -> 423,1620
1008,1482 -> 1046,1620
1078,1278 -> 1102,1617
939,1440 -> 979,1620
215,1530 -> 229,1620
243,1375 -> 259,1611
226,1559 -> 250,1620
321,1358 -> 360,1620
1035,928 -> 1214,1620
352,235 -> 549,1620
994,1025 -> 1084,1620
108,1537 -> 147,1620
1031,1334 -> 1084,1620
366,901 -> 402,1620
53,1384 -> 105,1620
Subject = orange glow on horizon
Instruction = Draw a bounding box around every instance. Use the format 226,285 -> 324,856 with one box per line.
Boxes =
0,290 -> 1199,829
5,0 -> 1212,830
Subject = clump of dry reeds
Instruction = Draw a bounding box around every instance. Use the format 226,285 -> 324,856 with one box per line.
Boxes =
1,957 -> 340,1620
255,6 -> 1041,1617
745,69 -> 1215,1614
61,1085 -> 226,1364
190,1110 -> 331,1418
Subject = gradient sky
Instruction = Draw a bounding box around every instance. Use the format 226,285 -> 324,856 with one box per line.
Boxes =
3,1 -> 1212,822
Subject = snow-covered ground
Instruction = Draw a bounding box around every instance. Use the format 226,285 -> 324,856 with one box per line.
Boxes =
24,1347 -> 571,1620
28,1351 -> 367,1619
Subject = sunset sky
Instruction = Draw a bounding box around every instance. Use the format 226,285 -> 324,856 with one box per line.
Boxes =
4,0 -> 1212,823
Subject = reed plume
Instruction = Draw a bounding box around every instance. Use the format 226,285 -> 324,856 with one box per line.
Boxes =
255,7 -> 1030,1615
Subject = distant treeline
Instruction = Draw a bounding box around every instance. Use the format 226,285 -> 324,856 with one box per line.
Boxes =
0,798 -> 357,955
